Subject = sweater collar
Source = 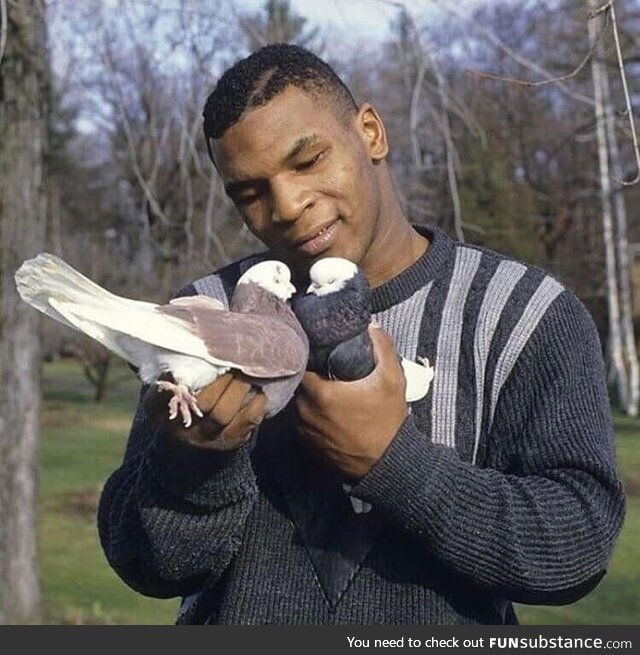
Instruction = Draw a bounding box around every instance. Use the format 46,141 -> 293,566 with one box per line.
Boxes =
371,224 -> 455,313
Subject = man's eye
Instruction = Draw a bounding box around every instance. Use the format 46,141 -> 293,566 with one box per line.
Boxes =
296,151 -> 324,171
235,192 -> 261,206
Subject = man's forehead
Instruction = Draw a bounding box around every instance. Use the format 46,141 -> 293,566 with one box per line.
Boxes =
209,95 -> 341,177
215,86 -> 345,139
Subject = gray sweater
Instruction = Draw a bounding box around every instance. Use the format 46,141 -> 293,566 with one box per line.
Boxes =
97,225 -> 625,624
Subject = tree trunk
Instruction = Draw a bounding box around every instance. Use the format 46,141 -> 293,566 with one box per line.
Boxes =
0,0 -> 49,623
94,355 -> 111,403
600,51 -> 639,417
587,0 -> 628,410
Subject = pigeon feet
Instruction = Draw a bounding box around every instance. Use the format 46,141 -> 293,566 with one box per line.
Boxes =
156,380 -> 204,428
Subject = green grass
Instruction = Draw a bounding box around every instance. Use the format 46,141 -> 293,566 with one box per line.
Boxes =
40,359 -> 178,624
39,359 -> 639,624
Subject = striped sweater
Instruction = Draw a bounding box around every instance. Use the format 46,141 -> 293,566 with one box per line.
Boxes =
97,224 -> 625,624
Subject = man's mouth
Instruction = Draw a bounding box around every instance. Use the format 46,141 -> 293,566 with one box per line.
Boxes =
292,220 -> 339,256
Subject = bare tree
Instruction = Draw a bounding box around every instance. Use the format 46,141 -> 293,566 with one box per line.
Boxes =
591,1 -> 639,415
39,0 -> 640,413
91,0 -> 256,298
0,0 -> 49,623
405,0 -> 639,414
588,0 -> 628,408
64,339 -> 113,403
239,0 -> 320,50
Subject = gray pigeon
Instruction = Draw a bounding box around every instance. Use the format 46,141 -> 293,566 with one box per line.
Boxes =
292,257 -> 434,402
292,258 -> 374,381
15,254 -> 309,426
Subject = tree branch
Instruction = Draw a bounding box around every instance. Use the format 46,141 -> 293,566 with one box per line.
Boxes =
588,0 -> 615,19
99,31 -> 173,228
409,56 -> 428,170
465,10 -> 609,89
400,6 -> 466,242
608,2 -> 640,185
426,0 -> 595,107
434,61 -> 465,243
0,0 -> 7,67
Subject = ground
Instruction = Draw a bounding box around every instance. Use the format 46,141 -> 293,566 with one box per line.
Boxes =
39,359 -> 639,624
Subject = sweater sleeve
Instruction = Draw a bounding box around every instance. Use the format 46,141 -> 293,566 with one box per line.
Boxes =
351,290 -> 626,605
97,282 -> 258,599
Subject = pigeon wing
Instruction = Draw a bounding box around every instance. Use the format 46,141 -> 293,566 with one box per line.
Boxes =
158,299 -> 307,378
169,295 -> 225,311
46,296 -> 225,365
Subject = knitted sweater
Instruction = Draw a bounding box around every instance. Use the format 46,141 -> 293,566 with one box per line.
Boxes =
97,225 -> 625,624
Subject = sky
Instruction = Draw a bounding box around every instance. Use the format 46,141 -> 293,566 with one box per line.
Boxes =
236,0 -> 491,43
54,0 -> 498,133
274,0 -> 401,40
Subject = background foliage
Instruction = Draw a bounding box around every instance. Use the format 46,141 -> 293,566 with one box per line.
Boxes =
3,0 -> 640,623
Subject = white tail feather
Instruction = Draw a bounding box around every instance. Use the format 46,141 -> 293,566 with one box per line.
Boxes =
15,253 -> 158,314
15,253 -> 235,368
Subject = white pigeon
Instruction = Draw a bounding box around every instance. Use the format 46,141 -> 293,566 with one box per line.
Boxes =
15,254 -> 309,427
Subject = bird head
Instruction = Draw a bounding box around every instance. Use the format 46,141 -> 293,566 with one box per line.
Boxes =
306,258 -> 359,297
237,260 -> 297,301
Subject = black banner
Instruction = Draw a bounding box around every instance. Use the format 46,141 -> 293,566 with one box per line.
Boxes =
0,625 -> 638,654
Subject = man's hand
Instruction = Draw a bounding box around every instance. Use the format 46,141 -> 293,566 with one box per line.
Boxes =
295,326 -> 408,478
144,373 -> 266,451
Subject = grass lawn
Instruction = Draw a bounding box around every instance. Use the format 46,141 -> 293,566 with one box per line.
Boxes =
40,359 -> 178,624
39,359 -> 639,624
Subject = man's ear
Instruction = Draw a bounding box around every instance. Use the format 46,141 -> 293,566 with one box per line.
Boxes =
355,103 -> 389,161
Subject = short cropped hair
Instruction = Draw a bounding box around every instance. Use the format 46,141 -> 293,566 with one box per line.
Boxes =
203,43 -> 357,140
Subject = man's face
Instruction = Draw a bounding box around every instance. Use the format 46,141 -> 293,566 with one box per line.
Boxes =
209,86 -> 385,279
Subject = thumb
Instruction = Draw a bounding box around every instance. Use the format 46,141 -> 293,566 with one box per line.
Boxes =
368,323 -> 398,361
366,324 -> 407,395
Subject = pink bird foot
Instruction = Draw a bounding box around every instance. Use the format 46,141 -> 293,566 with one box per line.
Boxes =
156,380 -> 204,428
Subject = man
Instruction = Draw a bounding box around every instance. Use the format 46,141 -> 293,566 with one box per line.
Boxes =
98,44 -> 625,624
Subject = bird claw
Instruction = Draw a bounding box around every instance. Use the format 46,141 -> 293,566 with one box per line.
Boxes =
156,380 -> 203,428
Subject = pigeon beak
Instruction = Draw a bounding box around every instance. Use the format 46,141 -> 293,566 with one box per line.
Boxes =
306,282 -> 318,294
287,282 -> 296,298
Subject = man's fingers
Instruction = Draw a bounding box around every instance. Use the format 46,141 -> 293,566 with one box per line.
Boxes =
299,327 -> 405,407
300,370 -> 324,394
295,394 -> 328,437
145,372 -> 255,433
299,369 -> 339,407
213,392 -> 267,449
369,326 -> 405,377
195,373 -> 235,414
231,391 -> 267,433
368,325 -> 398,361
207,377 -> 253,426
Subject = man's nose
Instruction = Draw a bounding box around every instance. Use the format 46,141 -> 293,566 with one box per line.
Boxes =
270,176 -> 313,224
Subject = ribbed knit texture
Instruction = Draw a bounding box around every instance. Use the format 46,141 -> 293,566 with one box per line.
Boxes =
97,225 -> 625,624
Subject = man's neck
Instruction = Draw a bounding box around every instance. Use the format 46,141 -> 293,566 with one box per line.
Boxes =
360,212 -> 429,289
